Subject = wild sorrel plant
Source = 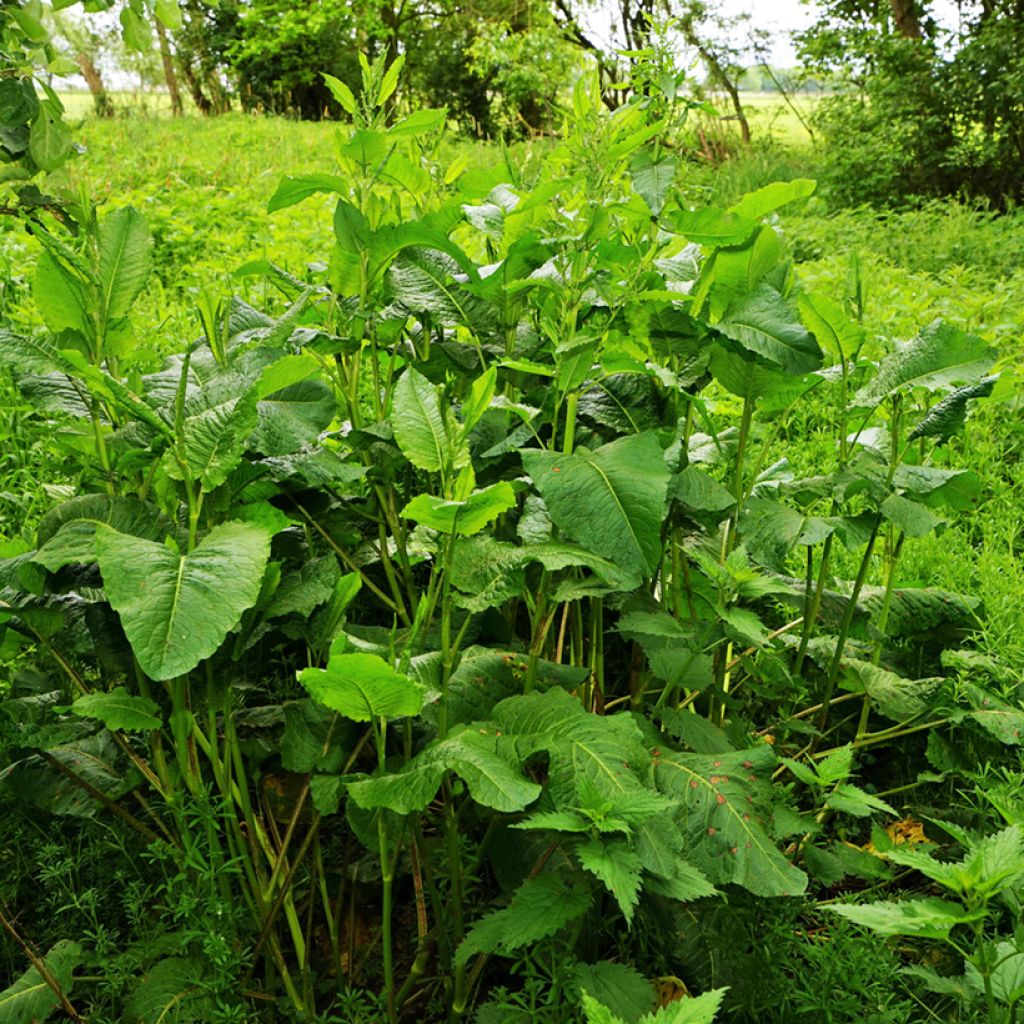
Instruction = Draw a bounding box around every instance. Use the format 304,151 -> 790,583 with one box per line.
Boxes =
0,50 -> 1011,1024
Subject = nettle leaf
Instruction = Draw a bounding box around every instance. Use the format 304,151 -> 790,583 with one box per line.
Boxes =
96,522 -> 271,681
716,284 -> 822,375
829,898 -> 986,940
826,784 -> 896,818
392,368 -> 466,472
854,321 -> 994,407
348,728 -> 541,813
0,939 -> 82,1024
402,481 -> 516,536
571,961 -> 655,1023
576,838 -> 644,923
70,687 -> 161,732
582,987 -> 726,1024
298,652 -> 424,721
522,432 -> 668,579
654,746 -> 807,897
98,206 -> 152,323
456,873 -> 591,966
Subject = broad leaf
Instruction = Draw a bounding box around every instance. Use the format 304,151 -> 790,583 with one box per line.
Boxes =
298,652 -> 424,721
401,481 -> 516,535
98,206 -> 152,323
267,173 -> 347,213
70,687 -> 161,732
0,940 -> 82,1024
96,522 -> 271,680
522,432 -> 668,579
854,321 -> 994,407
716,284 -> 822,375
654,746 -> 808,897
577,838 -> 643,923
392,368 -> 464,472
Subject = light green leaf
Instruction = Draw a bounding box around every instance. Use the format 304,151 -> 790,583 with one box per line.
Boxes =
33,251 -> 92,339
119,6 -> 152,50
630,149 -> 677,215
826,784 -> 897,818
880,493 -> 942,538
577,838 -> 643,923
0,940 -> 82,1024
267,172 -> 348,213
729,179 -> 816,219
572,962 -> 655,1023
70,687 -> 161,732
29,100 -> 72,172
797,290 -> 864,363
829,898 -> 985,940
669,207 -> 758,246
98,206 -> 152,323
154,0 -> 183,29
392,368 -> 463,472
298,652 -> 424,721
96,522 -> 271,681
522,432 -> 669,579
643,988 -> 727,1024
401,481 -> 516,536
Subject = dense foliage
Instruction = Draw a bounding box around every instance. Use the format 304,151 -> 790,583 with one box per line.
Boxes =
799,0 -> 1024,206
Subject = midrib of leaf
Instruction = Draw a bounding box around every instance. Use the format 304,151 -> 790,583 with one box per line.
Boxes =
410,377 -> 446,470
101,221 -> 131,321
158,553 -> 189,667
579,453 -> 646,572
0,980 -> 48,1009
154,986 -> 199,1024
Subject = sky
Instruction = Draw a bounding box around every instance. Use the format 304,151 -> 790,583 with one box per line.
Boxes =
585,0 -> 968,65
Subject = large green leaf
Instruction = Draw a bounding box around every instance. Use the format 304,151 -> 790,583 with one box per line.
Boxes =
267,173 -> 347,213
96,522 -> 271,680
577,838 -> 643,923
33,251 -> 92,340
168,386 -> 259,492
654,746 -> 807,897
401,481 -> 516,536
716,284 -> 822,375
252,379 -> 336,456
348,729 -> 541,813
392,368 -> 464,472
125,956 -> 212,1024
0,940 -> 82,1024
29,99 -> 72,172
298,652 -> 424,721
522,432 -> 668,579
907,377 -> 997,443
668,207 -> 757,246
33,495 -> 166,572
854,321 -> 994,407
729,179 -> 816,219
98,206 -> 152,323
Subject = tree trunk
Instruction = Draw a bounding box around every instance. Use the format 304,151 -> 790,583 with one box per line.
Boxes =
75,52 -> 114,117
180,57 -> 213,114
155,21 -> 183,115
891,0 -> 924,37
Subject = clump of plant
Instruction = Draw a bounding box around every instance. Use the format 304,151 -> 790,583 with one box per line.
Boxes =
0,46 -> 1012,1024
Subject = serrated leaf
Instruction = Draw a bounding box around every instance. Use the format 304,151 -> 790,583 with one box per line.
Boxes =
456,873 -> 591,965
298,652 -> 423,721
96,522 -> 271,681
826,783 -> 896,818
70,687 -> 161,732
522,432 -> 668,579
577,838 -> 643,923
644,988 -> 727,1024
572,961 -> 655,1023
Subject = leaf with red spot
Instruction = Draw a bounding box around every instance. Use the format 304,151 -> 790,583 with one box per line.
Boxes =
654,745 -> 807,897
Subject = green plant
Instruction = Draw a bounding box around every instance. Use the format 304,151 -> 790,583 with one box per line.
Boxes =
830,824 -> 1024,1024
0,48 -> 1016,1024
